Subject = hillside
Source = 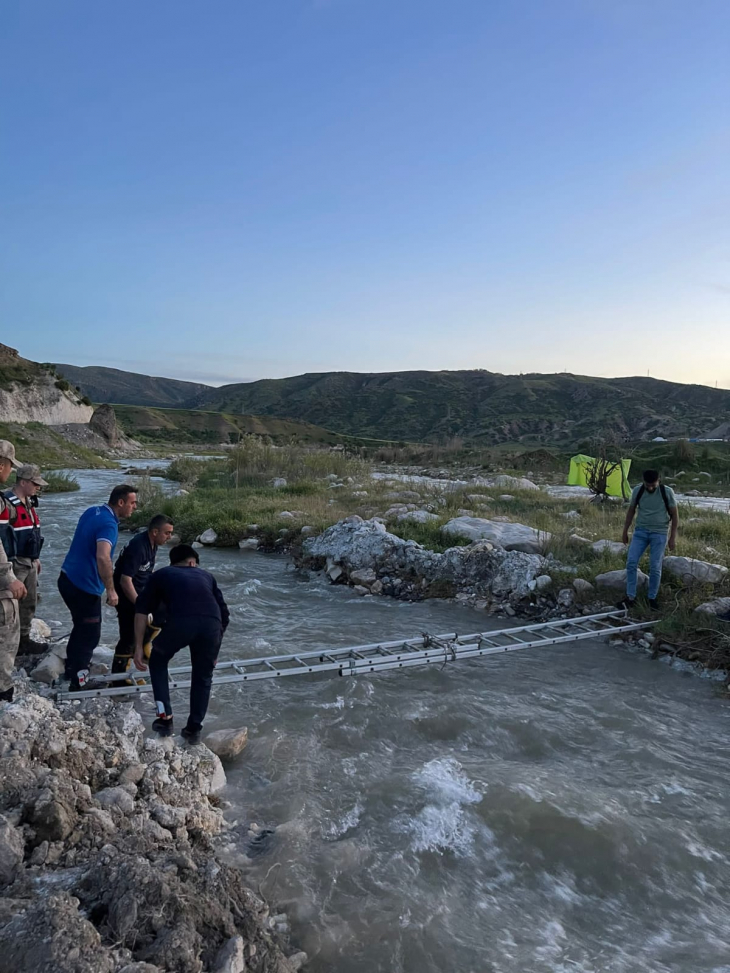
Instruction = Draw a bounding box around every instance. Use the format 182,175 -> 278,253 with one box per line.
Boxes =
0,345 -> 94,425
55,363 -> 210,408
199,370 -> 730,445
112,404 -> 347,446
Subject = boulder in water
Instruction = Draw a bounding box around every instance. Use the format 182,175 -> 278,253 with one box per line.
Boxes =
204,727 -> 248,761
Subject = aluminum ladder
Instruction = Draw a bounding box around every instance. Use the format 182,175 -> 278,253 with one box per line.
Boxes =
56,610 -> 655,701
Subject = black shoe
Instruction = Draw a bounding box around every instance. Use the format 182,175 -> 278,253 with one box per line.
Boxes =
152,716 -> 174,736
181,725 -> 202,745
649,598 -> 660,611
616,597 -> 635,611
0,687 -> 13,703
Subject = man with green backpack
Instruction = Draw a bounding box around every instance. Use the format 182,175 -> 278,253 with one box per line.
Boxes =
618,469 -> 678,611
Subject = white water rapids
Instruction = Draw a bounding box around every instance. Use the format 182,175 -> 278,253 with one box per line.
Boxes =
35,465 -> 730,973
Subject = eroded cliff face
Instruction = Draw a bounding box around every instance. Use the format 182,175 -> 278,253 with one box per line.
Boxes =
0,344 -> 93,425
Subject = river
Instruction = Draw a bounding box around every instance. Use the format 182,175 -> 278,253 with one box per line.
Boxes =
36,466 -> 730,973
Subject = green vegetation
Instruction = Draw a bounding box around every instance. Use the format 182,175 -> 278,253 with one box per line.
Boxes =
129,442 -> 372,546
0,421 -> 116,470
112,404 -> 352,448
199,370 -> 730,446
42,472 -> 81,493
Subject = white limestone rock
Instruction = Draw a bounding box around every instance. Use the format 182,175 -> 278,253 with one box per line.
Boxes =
663,556 -> 728,585
441,517 -> 549,555
595,569 -> 648,592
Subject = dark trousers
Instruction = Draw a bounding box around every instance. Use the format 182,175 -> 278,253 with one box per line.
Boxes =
57,572 -> 102,681
113,594 -> 136,674
149,616 -> 223,731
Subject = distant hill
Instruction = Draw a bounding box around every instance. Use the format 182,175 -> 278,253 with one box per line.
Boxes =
52,361 -> 730,447
55,363 -> 210,409
200,370 -> 730,445
112,404 -> 346,447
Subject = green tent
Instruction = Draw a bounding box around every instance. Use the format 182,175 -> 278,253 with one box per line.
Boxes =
568,454 -> 632,499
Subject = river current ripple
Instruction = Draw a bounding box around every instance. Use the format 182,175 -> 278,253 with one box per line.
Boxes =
36,467 -> 730,973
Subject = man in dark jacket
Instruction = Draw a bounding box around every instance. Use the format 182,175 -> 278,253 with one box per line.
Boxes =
112,514 -> 174,674
133,544 -> 229,744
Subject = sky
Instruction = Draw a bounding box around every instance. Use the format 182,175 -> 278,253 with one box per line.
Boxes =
1,0 -> 728,388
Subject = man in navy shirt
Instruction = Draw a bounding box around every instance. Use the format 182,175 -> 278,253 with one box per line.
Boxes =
112,514 -> 174,675
133,544 -> 229,744
58,484 -> 138,690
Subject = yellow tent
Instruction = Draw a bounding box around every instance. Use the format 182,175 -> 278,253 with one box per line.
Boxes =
568,454 -> 632,499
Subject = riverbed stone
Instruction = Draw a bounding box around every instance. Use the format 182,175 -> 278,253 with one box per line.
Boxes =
30,618 -> 52,641
491,475 -> 539,491
595,569 -> 648,592
663,556 -> 728,585
442,517 -> 550,555
592,539 -> 627,555
694,597 -> 730,617
199,528 -> 218,545
349,568 -> 377,587
212,936 -> 246,973
204,727 -> 249,761
31,651 -> 66,685
95,786 -> 135,814
573,578 -> 595,595
238,537 -> 259,550
534,574 -> 553,591
0,814 -> 24,886
397,510 -> 439,523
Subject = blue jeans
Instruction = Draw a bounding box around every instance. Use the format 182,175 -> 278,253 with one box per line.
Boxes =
626,528 -> 667,600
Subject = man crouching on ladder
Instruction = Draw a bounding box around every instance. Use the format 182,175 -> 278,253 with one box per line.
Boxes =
132,544 -> 229,744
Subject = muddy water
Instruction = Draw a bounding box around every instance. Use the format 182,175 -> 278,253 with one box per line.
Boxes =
38,467 -> 730,973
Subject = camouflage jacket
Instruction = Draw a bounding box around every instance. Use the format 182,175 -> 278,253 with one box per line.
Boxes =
0,495 -> 17,599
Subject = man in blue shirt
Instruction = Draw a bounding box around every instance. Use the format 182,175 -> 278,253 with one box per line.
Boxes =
133,544 -> 229,744
112,513 -> 174,675
58,484 -> 138,690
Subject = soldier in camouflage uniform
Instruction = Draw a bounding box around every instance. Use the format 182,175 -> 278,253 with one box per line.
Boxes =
0,441 -> 28,702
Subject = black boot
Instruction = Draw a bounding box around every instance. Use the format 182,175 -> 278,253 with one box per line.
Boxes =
152,716 -> 173,736
181,724 -> 202,745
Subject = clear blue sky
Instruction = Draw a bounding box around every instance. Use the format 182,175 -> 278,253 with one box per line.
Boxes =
1,0 -> 728,387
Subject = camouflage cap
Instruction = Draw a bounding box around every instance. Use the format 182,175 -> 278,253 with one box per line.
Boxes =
16,464 -> 48,487
0,440 -> 21,468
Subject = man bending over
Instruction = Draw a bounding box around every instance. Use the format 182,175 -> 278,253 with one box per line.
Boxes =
133,544 -> 229,744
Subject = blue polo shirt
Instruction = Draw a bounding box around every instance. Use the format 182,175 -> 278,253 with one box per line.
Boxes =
61,504 -> 119,595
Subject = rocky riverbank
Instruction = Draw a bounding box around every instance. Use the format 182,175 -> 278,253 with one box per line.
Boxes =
0,677 -> 305,973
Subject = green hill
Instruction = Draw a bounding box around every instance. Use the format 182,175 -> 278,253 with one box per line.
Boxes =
55,363 -> 210,408
112,404 -> 346,446
199,370 -> 730,446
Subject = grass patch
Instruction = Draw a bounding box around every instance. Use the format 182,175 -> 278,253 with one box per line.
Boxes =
42,472 -> 80,493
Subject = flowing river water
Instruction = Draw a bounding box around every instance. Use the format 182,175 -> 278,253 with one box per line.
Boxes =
36,466 -> 730,973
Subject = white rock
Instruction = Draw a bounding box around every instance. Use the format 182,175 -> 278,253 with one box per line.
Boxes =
663,556 -> 728,585
534,574 -> 553,591
396,510 -> 439,523
325,473 -> 339,482
199,528 -> 218,545
278,511 -> 294,519
569,534 -> 593,547
491,475 -> 540,491
30,618 -> 52,641
498,494 -> 515,501
350,568 -> 377,587
694,597 -> 730,617
573,578 -> 595,595
0,814 -> 24,886
592,539 -> 627,555
192,541 -> 204,549
595,569 -> 648,591
300,526 -> 316,536
557,588 -> 574,607
212,936 -> 246,973
94,786 -> 135,814
353,585 -> 370,596
562,510 -> 581,520
238,537 -> 259,550
442,517 -> 550,555
271,478 -> 287,488
204,727 -> 249,761
31,652 -> 65,685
